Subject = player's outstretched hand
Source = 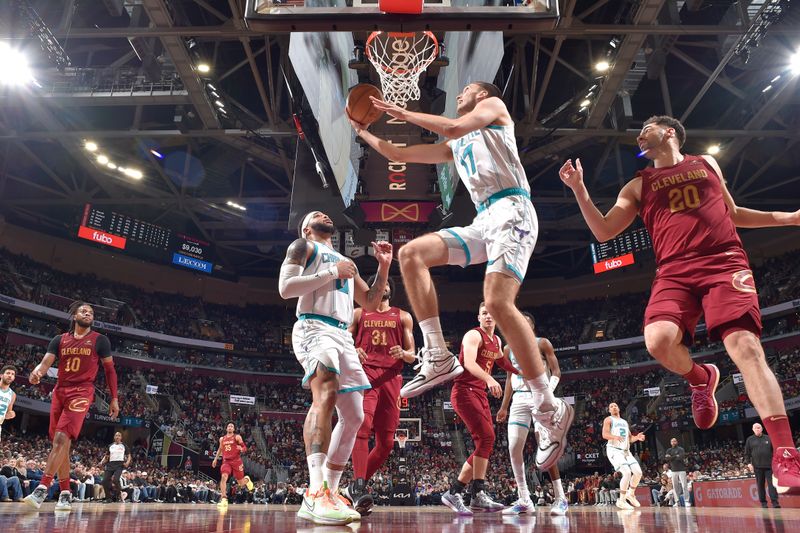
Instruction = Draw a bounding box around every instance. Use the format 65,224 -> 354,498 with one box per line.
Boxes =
29,368 -> 43,385
335,260 -> 357,279
369,97 -> 408,122
372,241 -> 393,267
109,398 -> 120,418
559,158 -> 584,191
789,208 -> 800,226
347,113 -> 368,135
496,407 -> 508,423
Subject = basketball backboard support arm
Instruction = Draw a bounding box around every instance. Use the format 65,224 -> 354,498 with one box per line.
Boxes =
245,0 -> 559,33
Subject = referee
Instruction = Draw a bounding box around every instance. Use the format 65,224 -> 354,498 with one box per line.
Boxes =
745,423 -> 780,509
100,432 -> 131,503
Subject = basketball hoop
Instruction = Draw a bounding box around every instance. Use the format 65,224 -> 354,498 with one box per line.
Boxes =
365,31 -> 439,107
397,433 -> 408,450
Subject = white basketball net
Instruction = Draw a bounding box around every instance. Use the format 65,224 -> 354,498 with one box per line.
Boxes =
397,434 -> 408,449
366,31 -> 438,107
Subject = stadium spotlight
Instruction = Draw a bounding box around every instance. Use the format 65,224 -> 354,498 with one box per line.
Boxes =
0,42 -> 35,86
197,63 -> 211,74
595,60 -> 610,72
790,51 -> 800,75
706,144 -> 721,155
214,100 -> 225,108
96,155 -> 109,165
124,168 -> 143,180
107,162 -> 117,170
580,99 -> 591,107
84,141 -> 98,152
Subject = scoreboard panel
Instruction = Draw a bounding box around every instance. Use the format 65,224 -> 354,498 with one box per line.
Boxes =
78,204 -> 215,274
590,227 -> 653,275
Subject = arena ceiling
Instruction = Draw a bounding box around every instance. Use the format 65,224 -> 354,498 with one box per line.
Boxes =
0,0 -> 798,280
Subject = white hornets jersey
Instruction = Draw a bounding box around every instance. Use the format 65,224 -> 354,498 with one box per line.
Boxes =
0,387 -> 13,423
508,339 -> 550,392
607,416 -> 631,451
449,124 -> 530,206
295,241 -> 354,326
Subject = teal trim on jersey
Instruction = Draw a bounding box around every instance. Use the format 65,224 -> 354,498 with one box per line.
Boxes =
337,384 -> 372,394
509,421 -> 530,429
305,242 -> 318,268
505,263 -> 524,282
476,187 -> 530,213
443,229 -> 471,268
298,313 -> 348,330
485,125 -> 505,130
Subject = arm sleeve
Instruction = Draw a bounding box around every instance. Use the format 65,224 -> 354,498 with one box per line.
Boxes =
47,335 -> 62,355
102,358 -> 118,399
278,262 -> 339,299
96,335 -> 112,357
495,355 -> 520,375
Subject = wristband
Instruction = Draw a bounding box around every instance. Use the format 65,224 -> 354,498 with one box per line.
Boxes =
548,375 -> 560,391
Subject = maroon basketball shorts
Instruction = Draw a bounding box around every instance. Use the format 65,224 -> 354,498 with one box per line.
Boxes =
361,365 -> 402,435
644,247 -> 762,344
49,383 -> 94,441
451,385 -> 495,460
221,458 -> 245,480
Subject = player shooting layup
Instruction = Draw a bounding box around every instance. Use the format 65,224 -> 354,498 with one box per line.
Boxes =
279,210 -> 392,525
352,82 -> 572,472
497,313 -> 568,516
560,115 -> 800,493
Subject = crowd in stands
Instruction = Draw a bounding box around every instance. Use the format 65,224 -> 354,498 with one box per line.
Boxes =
3,246 -> 799,356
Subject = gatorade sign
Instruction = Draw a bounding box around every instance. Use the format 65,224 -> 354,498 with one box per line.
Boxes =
593,252 -> 634,274
78,225 -> 127,249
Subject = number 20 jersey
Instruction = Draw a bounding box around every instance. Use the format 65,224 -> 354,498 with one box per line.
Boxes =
637,154 -> 743,266
354,307 -> 404,370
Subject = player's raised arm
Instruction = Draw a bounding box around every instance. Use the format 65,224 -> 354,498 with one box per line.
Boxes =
559,158 -> 639,242
351,121 -> 453,164
703,155 -> 800,228
353,241 -> 393,311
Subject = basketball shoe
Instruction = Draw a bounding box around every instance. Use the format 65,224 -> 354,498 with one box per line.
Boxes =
342,479 -> 374,516
441,490 -> 473,516
550,497 -> 569,515
772,447 -> 800,495
242,476 -> 254,491
297,482 -> 352,526
23,485 -> 48,510
400,346 -> 462,398
333,492 -> 362,522
502,498 -> 534,515
469,490 -> 504,512
54,491 -> 72,512
533,399 -> 574,471
615,496 -> 633,510
689,363 -> 720,429
624,489 -> 641,508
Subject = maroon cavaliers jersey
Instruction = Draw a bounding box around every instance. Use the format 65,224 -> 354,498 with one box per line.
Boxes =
49,331 -> 111,386
638,154 -> 743,266
454,327 -> 505,390
355,307 -> 405,370
221,434 -> 243,461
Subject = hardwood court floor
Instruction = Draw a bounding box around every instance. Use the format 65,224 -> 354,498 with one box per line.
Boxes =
0,502 -> 798,532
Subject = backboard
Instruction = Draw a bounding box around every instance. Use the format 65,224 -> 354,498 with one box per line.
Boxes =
245,0 -> 559,33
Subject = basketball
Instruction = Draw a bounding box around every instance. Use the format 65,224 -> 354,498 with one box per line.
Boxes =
346,83 -> 384,125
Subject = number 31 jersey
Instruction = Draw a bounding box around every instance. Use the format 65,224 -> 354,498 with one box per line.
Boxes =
354,307 -> 404,370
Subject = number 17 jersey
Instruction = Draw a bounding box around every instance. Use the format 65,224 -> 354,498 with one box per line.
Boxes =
354,307 -> 404,370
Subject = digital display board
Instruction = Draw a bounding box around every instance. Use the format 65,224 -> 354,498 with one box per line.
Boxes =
590,227 -> 653,275
78,204 -> 214,274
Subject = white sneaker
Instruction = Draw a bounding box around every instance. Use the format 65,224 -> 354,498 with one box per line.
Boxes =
469,490 -> 504,513
55,491 -> 72,512
441,490 -> 473,516
625,493 -> 641,508
550,497 -> 568,515
400,347 -> 462,398
502,498 -> 534,515
533,399 -> 574,471
615,497 -> 633,510
24,485 -> 48,510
